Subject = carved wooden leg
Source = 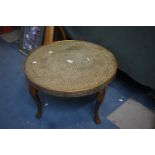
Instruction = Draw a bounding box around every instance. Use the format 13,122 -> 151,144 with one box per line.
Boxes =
28,84 -> 42,118
94,89 -> 105,124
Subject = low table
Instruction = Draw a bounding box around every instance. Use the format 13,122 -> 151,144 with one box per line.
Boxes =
24,40 -> 117,124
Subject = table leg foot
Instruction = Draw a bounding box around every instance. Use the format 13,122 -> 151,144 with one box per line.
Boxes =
94,89 -> 105,124
28,84 -> 42,118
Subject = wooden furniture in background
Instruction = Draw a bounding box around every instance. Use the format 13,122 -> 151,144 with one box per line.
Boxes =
43,26 -> 67,45
43,26 -> 54,45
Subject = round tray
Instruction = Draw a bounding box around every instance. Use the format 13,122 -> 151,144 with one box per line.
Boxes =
24,40 -> 117,97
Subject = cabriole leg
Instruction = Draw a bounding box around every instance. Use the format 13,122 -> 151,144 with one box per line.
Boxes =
28,84 -> 42,118
94,89 -> 105,124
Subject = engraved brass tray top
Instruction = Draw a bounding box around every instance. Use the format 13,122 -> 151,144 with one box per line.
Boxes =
24,40 -> 117,97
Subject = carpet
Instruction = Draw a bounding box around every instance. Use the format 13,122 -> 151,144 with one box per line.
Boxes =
0,37 -> 155,128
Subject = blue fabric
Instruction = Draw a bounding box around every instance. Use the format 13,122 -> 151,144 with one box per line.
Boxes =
63,26 -> 155,90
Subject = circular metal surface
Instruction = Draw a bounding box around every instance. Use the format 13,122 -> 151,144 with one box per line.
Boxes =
24,40 -> 117,97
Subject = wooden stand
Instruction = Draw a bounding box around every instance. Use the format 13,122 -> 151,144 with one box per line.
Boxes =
25,40 -> 117,125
